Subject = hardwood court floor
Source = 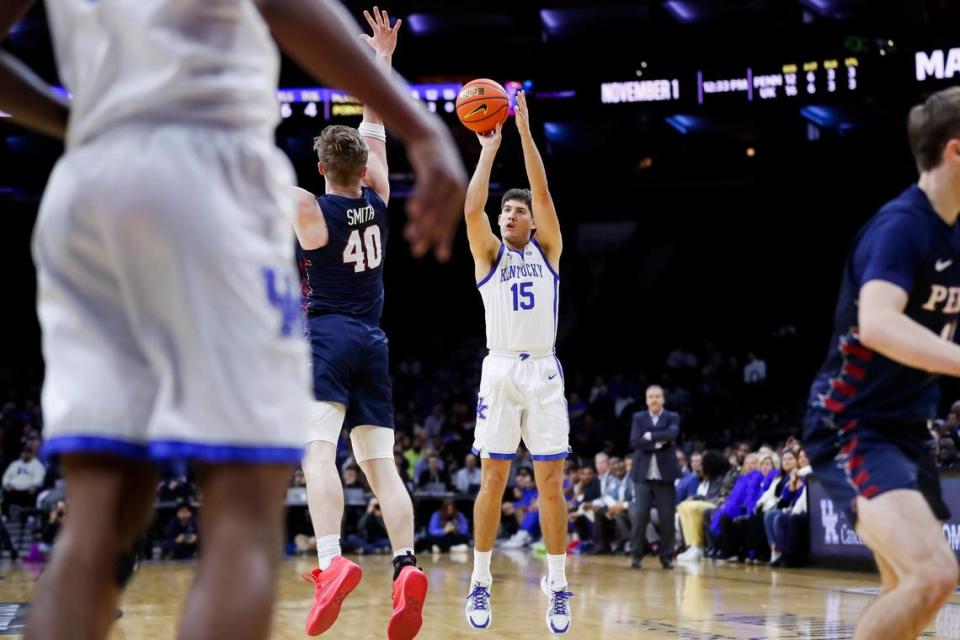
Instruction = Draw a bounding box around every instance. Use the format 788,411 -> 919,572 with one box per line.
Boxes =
2,552 -> 960,638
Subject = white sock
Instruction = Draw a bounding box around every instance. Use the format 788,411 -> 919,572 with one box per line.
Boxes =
547,553 -> 567,591
316,534 -> 341,571
472,549 -> 493,587
393,547 -> 414,559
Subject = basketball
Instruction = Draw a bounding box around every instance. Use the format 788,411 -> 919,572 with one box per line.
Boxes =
456,79 -> 509,133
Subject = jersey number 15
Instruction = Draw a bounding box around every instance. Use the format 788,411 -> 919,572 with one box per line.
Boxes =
511,282 -> 536,311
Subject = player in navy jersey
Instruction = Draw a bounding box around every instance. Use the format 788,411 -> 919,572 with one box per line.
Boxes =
804,87 -> 960,640
292,10 -> 427,640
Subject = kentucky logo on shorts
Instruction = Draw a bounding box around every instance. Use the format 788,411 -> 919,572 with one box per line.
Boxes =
476,397 -> 489,421
262,267 -> 301,337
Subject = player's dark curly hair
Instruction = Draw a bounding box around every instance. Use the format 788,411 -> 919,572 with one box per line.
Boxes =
501,188 -> 532,214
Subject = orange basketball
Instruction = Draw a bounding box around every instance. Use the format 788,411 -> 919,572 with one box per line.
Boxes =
456,79 -> 509,134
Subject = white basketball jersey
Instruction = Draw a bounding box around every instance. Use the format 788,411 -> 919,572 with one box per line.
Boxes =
45,0 -> 281,148
478,238 -> 559,353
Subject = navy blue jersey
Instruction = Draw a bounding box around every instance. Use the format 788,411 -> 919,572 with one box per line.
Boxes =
807,185 -> 960,422
297,187 -> 388,326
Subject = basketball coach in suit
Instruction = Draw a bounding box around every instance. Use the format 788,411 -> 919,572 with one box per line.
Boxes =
629,385 -> 680,570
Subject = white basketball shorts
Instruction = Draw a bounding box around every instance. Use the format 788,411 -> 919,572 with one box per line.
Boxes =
35,123 -> 311,464
471,351 -> 570,461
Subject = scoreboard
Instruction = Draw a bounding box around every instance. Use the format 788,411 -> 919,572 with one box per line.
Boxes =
601,55 -> 861,106
277,83 -> 462,120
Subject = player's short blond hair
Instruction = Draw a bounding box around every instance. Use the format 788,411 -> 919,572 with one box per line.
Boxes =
313,125 -> 368,184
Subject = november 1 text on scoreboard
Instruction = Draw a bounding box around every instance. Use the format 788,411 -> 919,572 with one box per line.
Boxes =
601,79 -> 681,104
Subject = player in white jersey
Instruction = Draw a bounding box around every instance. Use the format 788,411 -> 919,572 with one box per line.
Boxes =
462,91 -> 573,635
0,2 -> 465,639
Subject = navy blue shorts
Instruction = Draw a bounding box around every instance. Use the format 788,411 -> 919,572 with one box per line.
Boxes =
306,314 -> 394,430
803,408 -> 948,520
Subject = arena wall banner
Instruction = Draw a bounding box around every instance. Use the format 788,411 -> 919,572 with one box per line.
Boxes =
808,473 -> 960,569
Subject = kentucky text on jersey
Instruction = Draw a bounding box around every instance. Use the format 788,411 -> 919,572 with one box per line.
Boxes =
500,263 -> 545,282
479,238 -> 560,354
807,184 -> 960,422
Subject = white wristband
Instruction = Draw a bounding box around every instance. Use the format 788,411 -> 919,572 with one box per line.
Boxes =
358,121 -> 386,142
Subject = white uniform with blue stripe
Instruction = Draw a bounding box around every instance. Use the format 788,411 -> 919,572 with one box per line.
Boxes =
472,238 -> 570,461
35,0 -> 310,464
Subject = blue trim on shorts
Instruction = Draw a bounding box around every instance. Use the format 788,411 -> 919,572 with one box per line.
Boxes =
41,435 -> 150,461
41,435 -> 302,465
531,451 -> 569,462
471,446 -> 516,461
149,441 -> 303,464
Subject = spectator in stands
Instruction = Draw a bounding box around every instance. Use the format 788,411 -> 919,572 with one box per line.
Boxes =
676,451 -> 731,563
414,447 -> 446,480
735,442 -> 752,466
709,453 -> 763,561
592,458 -> 633,554
345,498 -> 390,555
2,444 -> 45,516
770,449 -> 813,567
417,453 -> 450,491
939,438 -> 960,470
500,468 -> 540,548
453,454 -> 481,494
404,435 -> 426,478
676,450 -> 690,475
574,465 -> 601,505
725,448 -> 740,470
423,403 -> 446,439
162,503 -> 199,560
748,449 -> 801,564
743,352 -> 767,384
39,499 -> 66,559
420,499 -> 470,553
595,453 -> 619,499
675,452 -> 702,503
577,456 -> 622,552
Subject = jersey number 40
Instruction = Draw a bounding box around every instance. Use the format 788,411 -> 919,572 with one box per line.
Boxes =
343,226 -> 383,273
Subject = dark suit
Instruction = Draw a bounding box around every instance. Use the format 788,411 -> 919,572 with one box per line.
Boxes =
630,410 -> 680,562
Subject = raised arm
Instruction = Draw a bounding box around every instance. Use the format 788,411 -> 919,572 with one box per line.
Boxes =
0,1 -> 69,139
256,0 -> 466,261
291,186 -> 329,250
357,7 -> 399,204
514,90 -> 561,267
464,123 -> 503,280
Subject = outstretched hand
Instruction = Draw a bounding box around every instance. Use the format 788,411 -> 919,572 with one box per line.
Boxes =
477,122 -> 503,150
360,6 -> 401,57
515,89 -> 531,136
